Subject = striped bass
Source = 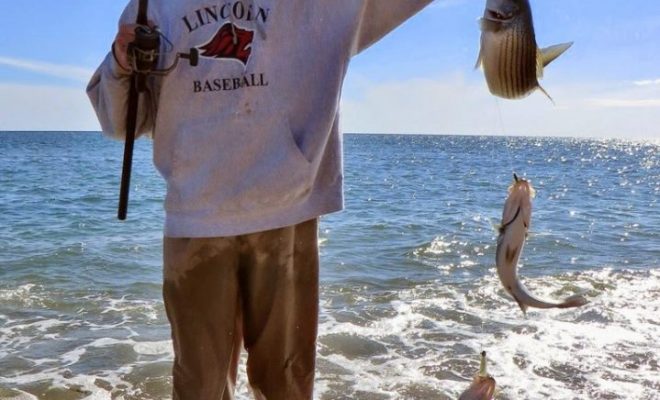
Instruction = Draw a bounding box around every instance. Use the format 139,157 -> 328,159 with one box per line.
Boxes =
476,0 -> 573,101
496,174 -> 588,314
458,351 -> 496,400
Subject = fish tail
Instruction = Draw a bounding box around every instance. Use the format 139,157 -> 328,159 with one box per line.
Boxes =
511,281 -> 588,313
558,294 -> 589,308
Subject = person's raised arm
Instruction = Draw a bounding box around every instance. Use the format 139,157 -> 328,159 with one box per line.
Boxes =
355,0 -> 434,54
87,1 -> 158,140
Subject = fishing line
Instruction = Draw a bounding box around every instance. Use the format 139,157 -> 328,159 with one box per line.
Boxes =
479,97 -> 516,355
479,312 -> 486,353
493,97 -> 516,176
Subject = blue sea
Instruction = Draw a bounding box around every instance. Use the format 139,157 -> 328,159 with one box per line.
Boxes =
0,132 -> 658,399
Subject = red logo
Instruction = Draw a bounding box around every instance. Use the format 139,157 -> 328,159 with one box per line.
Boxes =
197,23 -> 254,65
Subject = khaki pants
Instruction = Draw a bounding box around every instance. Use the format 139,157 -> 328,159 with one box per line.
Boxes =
163,219 -> 319,400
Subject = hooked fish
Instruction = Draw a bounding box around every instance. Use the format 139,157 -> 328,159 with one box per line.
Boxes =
458,351 -> 496,400
496,174 -> 588,314
475,0 -> 573,101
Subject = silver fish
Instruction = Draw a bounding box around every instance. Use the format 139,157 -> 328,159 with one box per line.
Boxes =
496,174 -> 588,314
475,0 -> 573,101
458,351 -> 496,400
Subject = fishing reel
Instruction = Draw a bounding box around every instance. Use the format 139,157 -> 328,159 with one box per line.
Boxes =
128,24 -> 198,82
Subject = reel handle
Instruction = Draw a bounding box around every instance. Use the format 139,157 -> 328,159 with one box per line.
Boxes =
179,48 -> 199,67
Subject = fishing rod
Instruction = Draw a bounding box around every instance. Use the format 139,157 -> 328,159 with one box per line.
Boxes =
117,0 -> 199,220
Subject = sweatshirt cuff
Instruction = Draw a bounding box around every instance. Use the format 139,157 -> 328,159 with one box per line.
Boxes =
109,43 -> 133,78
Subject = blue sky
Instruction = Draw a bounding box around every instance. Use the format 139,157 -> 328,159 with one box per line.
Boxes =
1,0 -> 659,139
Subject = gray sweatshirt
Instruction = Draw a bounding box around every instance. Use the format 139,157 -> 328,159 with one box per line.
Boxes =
88,0 -> 432,238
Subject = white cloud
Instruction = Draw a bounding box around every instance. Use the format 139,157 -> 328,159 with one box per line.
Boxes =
633,79 -> 660,86
1,68 -> 658,141
0,83 -> 100,131
340,73 -> 660,140
588,98 -> 660,108
0,56 -> 94,84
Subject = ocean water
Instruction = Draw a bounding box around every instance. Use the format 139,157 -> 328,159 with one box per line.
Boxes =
0,132 -> 658,399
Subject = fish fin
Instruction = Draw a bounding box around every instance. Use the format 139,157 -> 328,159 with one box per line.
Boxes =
523,212 -> 531,231
478,17 -> 487,31
475,47 -> 483,70
505,285 -> 529,315
475,31 -> 484,70
536,42 -> 572,81
537,84 -> 555,105
513,293 -> 529,316
536,49 -> 545,79
540,42 -> 573,67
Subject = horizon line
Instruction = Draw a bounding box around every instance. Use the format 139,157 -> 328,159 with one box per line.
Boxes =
0,130 -> 657,143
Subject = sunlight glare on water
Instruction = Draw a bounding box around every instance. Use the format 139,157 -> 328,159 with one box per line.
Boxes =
0,132 -> 658,399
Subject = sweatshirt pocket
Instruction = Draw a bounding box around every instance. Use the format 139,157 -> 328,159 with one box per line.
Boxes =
167,116 -> 314,214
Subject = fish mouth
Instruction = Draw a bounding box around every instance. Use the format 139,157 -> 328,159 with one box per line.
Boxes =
485,8 -> 516,22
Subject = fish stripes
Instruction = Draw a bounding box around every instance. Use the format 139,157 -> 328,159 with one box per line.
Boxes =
491,21 -> 535,99
499,23 -> 536,99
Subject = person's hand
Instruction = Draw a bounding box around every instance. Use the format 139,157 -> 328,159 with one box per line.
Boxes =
112,24 -> 140,73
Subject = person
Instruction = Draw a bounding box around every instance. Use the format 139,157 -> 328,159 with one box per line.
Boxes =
87,1 -> 432,399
